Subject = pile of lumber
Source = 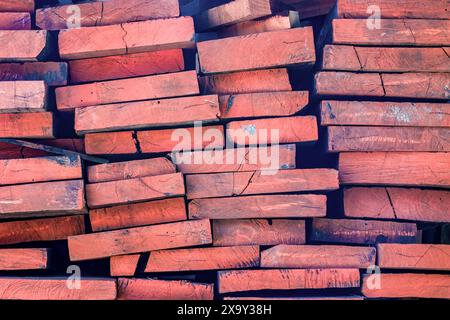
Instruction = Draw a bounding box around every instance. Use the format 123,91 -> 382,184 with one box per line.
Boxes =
0,0 -> 448,301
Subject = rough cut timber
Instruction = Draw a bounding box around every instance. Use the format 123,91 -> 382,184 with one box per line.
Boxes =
186,169 -> 339,199
172,144 -> 296,174
227,116 -> 318,145
59,17 -> 195,60
362,274 -> 450,299
0,113 -> 53,139
0,138 -> 84,159
199,68 -> 291,94
189,194 -> 326,219
90,198 -> 187,232
198,27 -> 315,74
0,81 -> 46,113
310,218 -> 418,245
218,269 -> 361,293
88,158 -> 176,183
327,126 -> 450,152
69,49 -> 184,83
334,0 -> 449,19
0,180 -> 86,219
0,30 -> 48,62
378,244 -> 450,271
145,246 -> 260,272
56,71 -> 200,111
322,45 -> 450,73
219,91 -> 308,120
0,249 -> 48,271
0,215 -> 85,245
86,172 -> 185,208
0,278 -> 116,300
0,62 -> 68,86
0,12 -> 31,30
195,0 -> 272,32
0,0 -> 34,12
315,72 -> 383,97
118,278 -> 214,300
321,101 -> 450,127
68,219 -> 212,261
344,187 -> 450,223
0,155 -> 82,186
37,0 -> 180,30
261,245 -> 376,269
75,95 -> 219,134
339,152 -> 450,187
331,19 -> 450,46
110,255 -> 140,277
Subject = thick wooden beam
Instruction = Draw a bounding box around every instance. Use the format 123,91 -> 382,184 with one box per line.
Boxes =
0,249 -> 48,271
0,0 -> 34,12
110,255 -> 140,277
0,62 -> 68,86
0,81 -> 46,113
68,219 -> 212,261
0,113 -> 53,138
0,30 -> 48,62
0,138 -> 84,159
0,12 -> 30,30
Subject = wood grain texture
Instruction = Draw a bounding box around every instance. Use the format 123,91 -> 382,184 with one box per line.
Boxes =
68,219 -> 212,261
0,138 -> 84,159
0,62 -> 68,86
0,249 -> 48,270
315,72 -> 384,97
0,30 -> 47,62
213,219 -> 306,246
2,112 -> 51,137
339,152 -> 450,187
218,269 -> 361,293
110,254 -> 140,277
0,12 -> 30,30
0,0 -> 34,12
310,218 -> 418,245
0,81 -> 46,113
189,194 -> 326,219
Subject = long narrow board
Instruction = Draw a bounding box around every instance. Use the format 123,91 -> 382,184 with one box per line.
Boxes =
0,0 -> 34,12
0,112 -> 53,139
0,62 -> 68,86
0,249 -> 48,270
0,12 -> 30,30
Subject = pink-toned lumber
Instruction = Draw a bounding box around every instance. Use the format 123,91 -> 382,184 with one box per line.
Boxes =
0,81 -> 46,113
59,17 -> 195,60
87,158 -> 176,183
362,274 -> 450,299
218,269 -> 361,293
56,70 -> 199,111
344,187 -> 450,223
213,219 -> 306,246
0,215 -> 85,245
199,68 -> 292,94
0,12 -> 30,30
189,194 -> 326,219
0,0 -> 34,12
219,91 -> 308,120
0,62 -> 67,86
0,138 -> 84,159
68,219 -> 212,261
0,278 -> 116,300
172,144 -> 296,174
378,244 -> 450,271
310,218 -> 418,244
321,101 -> 450,127
0,112 -> 52,138
145,246 -> 260,272
198,27 -> 315,74
0,155 -> 82,186
0,30 -> 47,62
37,0 -> 180,30
90,198 -> 187,232
0,249 -> 48,271
110,255 -> 140,277
261,245 -> 376,269
0,180 -> 86,219
339,152 -> 450,187
186,169 -> 339,199
117,278 -> 213,300
84,131 -> 137,155
227,116 -> 318,145
315,71 -> 383,97
69,49 -> 184,83
86,172 -> 185,208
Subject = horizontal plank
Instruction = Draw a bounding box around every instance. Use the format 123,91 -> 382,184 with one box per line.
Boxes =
186,169 -> 339,199
59,17 -> 194,60
213,219 -> 305,246
0,62 -> 68,86
0,81 -> 46,113
189,194 -> 326,219
110,255 -> 140,277
261,245 -> 376,269
0,0 -> 34,12
118,278 -> 213,300
0,138 -> 84,159
0,215 -> 85,245
382,72 -> 450,99
0,278 -> 116,300
0,249 -> 48,271
90,197 -> 187,232
0,30 -> 47,62
339,152 -> 450,187
321,100 -> 450,127
57,70 -> 199,111
145,246 -> 260,272
310,218 -> 418,244
68,219 -> 212,261
218,269 -> 360,293
0,180 -> 86,219
0,12 -> 30,30
344,187 -> 450,223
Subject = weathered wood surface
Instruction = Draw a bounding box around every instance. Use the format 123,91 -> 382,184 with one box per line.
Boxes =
0,12 -> 30,30
0,0 -> 34,12
0,30 -> 47,62
0,249 -> 48,271
0,112 -> 53,139
0,62 -> 68,86
0,138 -> 84,159
110,255 -> 140,277
0,81 -> 46,113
